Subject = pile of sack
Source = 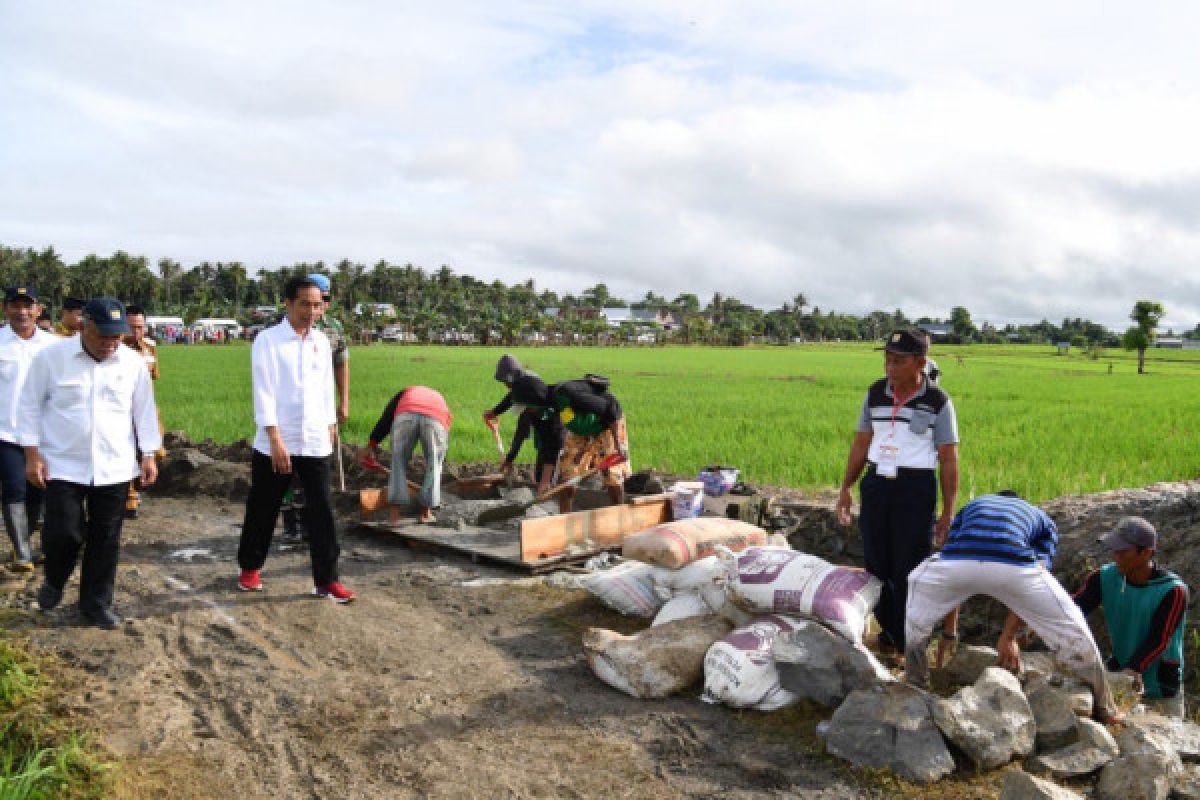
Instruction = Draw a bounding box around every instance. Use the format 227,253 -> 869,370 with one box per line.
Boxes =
580,516 -> 888,709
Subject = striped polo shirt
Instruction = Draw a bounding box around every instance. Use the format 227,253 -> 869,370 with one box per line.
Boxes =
939,494 -> 1058,568
855,377 -> 958,470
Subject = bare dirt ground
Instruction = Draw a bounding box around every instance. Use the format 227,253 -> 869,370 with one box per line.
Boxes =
0,494 -> 890,800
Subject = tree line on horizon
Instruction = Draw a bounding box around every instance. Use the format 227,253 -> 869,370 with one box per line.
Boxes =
0,244 -> 1182,348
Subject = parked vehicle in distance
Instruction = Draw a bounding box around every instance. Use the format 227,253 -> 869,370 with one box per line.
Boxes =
380,325 -> 417,343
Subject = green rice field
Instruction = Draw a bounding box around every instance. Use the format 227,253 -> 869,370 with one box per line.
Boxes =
156,343 -> 1200,503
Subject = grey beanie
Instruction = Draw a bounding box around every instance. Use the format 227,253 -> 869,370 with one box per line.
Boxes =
495,353 -> 522,383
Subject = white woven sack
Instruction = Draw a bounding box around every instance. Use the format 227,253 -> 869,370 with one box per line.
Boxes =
715,546 -> 881,643
702,614 -> 800,711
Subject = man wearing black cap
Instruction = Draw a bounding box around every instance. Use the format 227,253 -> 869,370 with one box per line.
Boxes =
836,328 -> 959,658
1069,516 -> 1189,717
55,297 -> 84,336
484,354 -> 564,496
18,298 -> 161,628
0,286 -> 57,572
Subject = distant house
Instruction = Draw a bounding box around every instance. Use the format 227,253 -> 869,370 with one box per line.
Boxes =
354,302 -> 396,319
604,308 -> 680,329
603,308 -> 635,327
1155,337 -> 1184,349
632,309 -> 681,329
921,324 -> 954,339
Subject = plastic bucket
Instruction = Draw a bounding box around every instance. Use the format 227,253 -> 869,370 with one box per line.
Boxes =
669,482 -> 705,520
698,467 -> 739,497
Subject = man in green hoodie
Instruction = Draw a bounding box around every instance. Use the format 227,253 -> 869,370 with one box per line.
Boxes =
1072,516 -> 1189,718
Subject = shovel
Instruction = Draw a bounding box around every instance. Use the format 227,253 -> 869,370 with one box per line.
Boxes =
358,454 -> 424,516
485,415 -> 514,489
476,453 -> 626,525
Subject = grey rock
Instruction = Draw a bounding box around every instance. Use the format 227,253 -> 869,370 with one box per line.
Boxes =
1096,753 -> 1173,800
1027,717 -> 1119,778
1019,656 -> 1094,716
1129,713 -> 1200,763
1026,681 -> 1082,751
1000,769 -> 1085,800
1118,724 -> 1183,777
1172,764 -> 1200,799
825,683 -> 955,784
497,486 -> 536,505
932,667 -> 1035,769
772,620 -> 893,707
941,644 -> 999,685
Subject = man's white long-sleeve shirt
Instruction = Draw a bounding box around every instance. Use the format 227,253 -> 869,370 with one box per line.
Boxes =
0,325 -> 58,445
17,335 -> 162,485
251,318 -> 335,458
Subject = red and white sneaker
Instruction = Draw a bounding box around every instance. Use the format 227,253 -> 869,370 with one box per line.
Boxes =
312,582 -> 356,604
238,569 -> 263,592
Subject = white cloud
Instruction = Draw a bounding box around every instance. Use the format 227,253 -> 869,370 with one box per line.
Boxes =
1,1 -> 1200,328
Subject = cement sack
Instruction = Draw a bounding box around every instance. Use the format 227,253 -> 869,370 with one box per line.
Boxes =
583,615 -> 734,699
623,518 -> 768,569
650,555 -> 724,593
716,546 -> 881,644
652,591 -> 715,626
702,614 -> 801,711
580,560 -> 664,617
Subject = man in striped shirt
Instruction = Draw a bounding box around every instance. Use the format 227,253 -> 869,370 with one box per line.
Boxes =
1071,517 -> 1188,718
904,491 -> 1121,723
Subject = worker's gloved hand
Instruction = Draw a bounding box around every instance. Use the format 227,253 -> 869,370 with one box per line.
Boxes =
357,446 -> 377,467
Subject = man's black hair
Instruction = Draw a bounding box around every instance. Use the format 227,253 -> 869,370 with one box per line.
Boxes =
997,489 -> 1021,498
126,304 -> 146,317
283,276 -> 321,301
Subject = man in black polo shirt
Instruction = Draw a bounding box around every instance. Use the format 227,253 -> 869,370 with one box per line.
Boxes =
836,329 -> 959,656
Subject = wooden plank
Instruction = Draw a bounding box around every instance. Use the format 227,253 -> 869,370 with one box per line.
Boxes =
355,521 -> 612,573
519,499 -> 670,562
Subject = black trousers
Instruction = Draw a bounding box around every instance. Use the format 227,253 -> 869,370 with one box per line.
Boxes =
42,479 -> 129,614
858,467 -> 937,650
0,440 -> 43,511
238,451 -> 339,586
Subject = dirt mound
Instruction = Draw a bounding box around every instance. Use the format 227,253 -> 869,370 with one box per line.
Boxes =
5,497 -> 862,799
1043,480 -> 1200,587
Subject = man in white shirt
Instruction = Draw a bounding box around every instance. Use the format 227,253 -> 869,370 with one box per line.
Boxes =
20,298 -> 161,629
0,286 -> 58,572
236,276 -> 355,603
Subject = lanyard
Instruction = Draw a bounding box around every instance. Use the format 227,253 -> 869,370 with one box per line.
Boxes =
888,385 -> 918,435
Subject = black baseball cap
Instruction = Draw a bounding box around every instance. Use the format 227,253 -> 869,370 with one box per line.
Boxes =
880,328 -> 929,357
3,285 -> 37,303
82,297 -> 132,335
1098,516 -> 1157,551
62,297 -> 85,311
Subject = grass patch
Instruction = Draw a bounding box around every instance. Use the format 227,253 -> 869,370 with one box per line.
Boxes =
156,343 -> 1200,503
0,637 -> 111,799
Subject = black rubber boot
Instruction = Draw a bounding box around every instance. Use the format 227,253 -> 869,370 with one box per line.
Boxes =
2,502 -> 33,572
